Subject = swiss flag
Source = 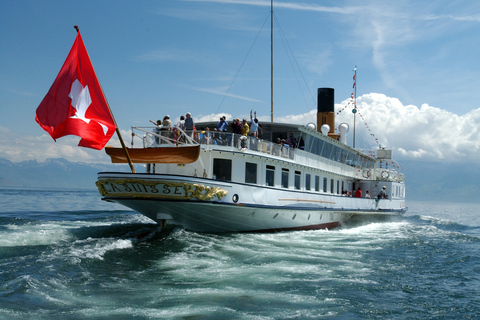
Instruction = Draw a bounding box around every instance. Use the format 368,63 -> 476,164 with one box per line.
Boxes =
35,31 -> 116,150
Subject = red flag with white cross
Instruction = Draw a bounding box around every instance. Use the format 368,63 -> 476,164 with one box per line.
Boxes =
35,31 -> 116,150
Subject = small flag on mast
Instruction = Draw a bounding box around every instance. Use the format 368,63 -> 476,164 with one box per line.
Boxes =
35,30 -> 116,150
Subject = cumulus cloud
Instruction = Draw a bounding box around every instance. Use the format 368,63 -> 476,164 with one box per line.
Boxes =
351,93 -> 480,162
2,94 -> 479,164
279,93 -> 480,163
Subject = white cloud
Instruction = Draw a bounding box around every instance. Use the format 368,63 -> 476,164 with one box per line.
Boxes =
0,126 -> 124,164
336,93 -> 480,162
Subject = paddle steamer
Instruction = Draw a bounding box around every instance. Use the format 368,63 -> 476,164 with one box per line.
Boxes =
96,87 -> 407,232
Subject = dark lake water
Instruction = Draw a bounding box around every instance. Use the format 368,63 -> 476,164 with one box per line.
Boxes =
1,188 -> 479,319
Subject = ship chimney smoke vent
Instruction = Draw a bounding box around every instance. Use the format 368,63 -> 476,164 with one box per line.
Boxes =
317,88 -> 339,140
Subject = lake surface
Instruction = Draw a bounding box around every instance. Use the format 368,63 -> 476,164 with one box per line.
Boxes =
1,188 -> 479,319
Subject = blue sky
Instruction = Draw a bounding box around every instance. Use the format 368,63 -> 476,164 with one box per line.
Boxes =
1,0 -> 479,164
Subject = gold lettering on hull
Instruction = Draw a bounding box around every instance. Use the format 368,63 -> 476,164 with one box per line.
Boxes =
96,179 -> 228,201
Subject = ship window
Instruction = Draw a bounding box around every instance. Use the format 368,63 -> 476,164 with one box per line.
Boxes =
315,176 -> 320,192
266,165 -> 275,187
317,140 -> 325,157
245,162 -> 257,184
337,180 -> 340,194
323,177 -> 327,192
213,158 -> 231,181
281,168 -> 289,188
330,179 -> 334,194
306,174 -> 311,191
322,142 -> 332,159
294,171 -> 301,190
341,181 -> 344,194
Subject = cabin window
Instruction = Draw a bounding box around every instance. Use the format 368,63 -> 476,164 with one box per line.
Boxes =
315,176 -> 320,192
306,174 -> 311,191
213,158 -> 232,181
341,181 -> 344,194
317,140 -> 325,157
245,162 -> 257,184
294,171 -> 301,190
323,177 -> 327,192
337,180 -> 340,194
322,142 -> 332,159
330,179 -> 334,194
266,165 -> 275,187
281,168 -> 289,188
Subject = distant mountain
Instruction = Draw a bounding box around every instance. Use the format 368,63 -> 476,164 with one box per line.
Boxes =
0,157 -> 478,202
0,158 -> 129,190
400,160 -> 480,203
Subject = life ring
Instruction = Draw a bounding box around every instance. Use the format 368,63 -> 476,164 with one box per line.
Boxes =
238,136 -> 248,151
362,169 -> 370,179
381,170 -> 389,179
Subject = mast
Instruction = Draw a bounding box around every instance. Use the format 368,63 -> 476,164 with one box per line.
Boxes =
353,66 -> 357,148
270,0 -> 274,122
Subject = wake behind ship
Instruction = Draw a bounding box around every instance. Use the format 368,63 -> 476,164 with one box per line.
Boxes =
96,88 -> 407,232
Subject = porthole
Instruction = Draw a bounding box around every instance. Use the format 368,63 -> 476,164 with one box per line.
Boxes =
232,194 -> 239,203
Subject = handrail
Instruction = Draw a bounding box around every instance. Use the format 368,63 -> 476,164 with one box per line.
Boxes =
131,126 -> 198,148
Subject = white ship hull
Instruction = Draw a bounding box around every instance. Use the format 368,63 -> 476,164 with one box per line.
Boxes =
97,172 -> 406,233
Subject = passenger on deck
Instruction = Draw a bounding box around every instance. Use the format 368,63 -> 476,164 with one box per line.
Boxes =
202,127 -> 213,144
161,115 -> 172,137
185,112 -> 194,130
273,137 -> 282,155
285,132 -> 297,148
177,115 -> 185,131
184,112 -> 195,138
231,118 -> 242,134
249,111 -> 258,138
365,191 -> 371,199
378,186 -> 387,199
257,123 -> 263,139
241,119 -> 249,136
217,116 -> 227,132
149,119 -> 162,144
355,187 -> 362,198
172,127 -> 181,145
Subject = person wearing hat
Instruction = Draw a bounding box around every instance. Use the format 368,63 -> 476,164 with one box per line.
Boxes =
378,186 -> 387,199
184,112 -> 195,139
185,112 -> 194,130
158,115 -> 171,139
162,115 -> 172,127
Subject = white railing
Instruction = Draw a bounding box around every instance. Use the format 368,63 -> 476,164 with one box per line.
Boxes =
130,126 -> 198,148
133,127 -> 405,183
372,160 -> 405,183
193,131 -> 296,160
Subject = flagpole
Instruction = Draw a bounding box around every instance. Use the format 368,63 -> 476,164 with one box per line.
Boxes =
270,0 -> 274,123
74,26 -> 136,174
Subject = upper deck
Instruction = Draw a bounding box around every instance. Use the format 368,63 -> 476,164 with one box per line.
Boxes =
129,121 -> 405,184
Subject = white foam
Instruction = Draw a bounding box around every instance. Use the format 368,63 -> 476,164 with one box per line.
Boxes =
0,223 -> 73,247
68,238 -> 133,261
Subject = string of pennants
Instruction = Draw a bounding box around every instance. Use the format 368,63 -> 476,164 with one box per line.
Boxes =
335,68 -> 380,146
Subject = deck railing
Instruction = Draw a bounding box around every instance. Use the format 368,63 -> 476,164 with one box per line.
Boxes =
133,126 -> 405,182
